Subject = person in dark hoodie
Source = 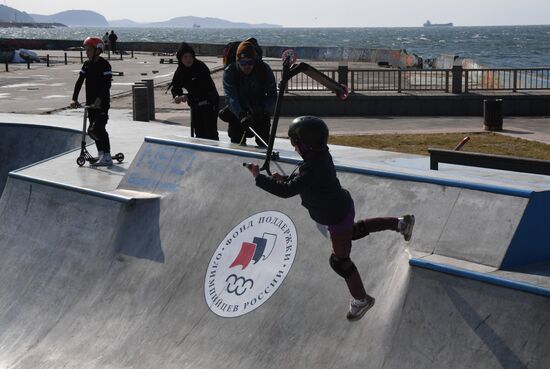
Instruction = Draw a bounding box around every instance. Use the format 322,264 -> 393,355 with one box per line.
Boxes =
245,116 -> 415,321
171,42 -> 220,140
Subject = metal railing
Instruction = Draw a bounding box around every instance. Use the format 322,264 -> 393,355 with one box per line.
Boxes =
465,68 -> 550,92
350,69 -> 450,92
273,67 -> 550,94
272,69 -> 337,92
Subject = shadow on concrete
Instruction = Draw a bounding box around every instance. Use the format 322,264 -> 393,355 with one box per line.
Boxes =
113,197 -> 164,263
446,287 -> 527,369
510,261 -> 550,277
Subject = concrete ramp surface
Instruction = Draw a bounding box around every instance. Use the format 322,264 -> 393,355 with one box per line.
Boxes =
0,123 -> 82,193
0,138 -> 549,369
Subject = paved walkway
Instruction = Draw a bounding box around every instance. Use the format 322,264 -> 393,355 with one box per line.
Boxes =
2,50 -> 549,144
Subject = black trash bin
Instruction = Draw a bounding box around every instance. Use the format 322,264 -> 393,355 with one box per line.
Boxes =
483,99 -> 503,131
132,85 -> 149,122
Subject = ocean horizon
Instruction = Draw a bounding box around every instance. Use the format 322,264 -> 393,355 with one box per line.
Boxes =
1,25 -> 549,68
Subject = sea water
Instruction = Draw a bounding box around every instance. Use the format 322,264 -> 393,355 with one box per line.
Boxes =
1,25 -> 549,68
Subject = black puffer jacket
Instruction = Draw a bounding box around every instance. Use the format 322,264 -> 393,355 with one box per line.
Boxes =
255,148 -> 352,225
171,59 -> 219,106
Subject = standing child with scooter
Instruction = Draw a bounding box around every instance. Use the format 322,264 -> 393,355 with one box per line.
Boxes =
70,36 -> 114,166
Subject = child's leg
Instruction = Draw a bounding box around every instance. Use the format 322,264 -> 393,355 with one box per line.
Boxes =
352,217 -> 398,241
87,109 -> 103,153
329,232 -> 368,300
91,109 -> 110,154
327,203 -> 368,300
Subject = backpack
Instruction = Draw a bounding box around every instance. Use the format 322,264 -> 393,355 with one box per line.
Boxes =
222,38 -> 263,66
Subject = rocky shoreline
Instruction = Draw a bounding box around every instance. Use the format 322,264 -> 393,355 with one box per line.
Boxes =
0,22 -> 67,28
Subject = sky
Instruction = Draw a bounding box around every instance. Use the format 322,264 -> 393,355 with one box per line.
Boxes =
5,0 -> 550,27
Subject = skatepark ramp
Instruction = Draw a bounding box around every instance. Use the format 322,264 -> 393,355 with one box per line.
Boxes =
0,137 -> 548,369
0,123 -> 82,193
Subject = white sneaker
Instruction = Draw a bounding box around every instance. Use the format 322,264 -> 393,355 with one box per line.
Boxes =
346,295 -> 375,321
398,214 -> 415,242
91,153 -> 113,166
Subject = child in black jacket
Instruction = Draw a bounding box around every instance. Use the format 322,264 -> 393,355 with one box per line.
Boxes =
246,116 -> 414,321
71,36 -> 113,166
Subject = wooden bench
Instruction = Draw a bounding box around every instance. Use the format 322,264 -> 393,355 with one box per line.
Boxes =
428,148 -> 550,176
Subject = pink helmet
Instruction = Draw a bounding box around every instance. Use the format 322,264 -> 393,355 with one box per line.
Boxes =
83,37 -> 104,51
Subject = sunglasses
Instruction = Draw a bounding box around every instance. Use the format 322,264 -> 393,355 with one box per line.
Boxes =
238,59 -> 255,66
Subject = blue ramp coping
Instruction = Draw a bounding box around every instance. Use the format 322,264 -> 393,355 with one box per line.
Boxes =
410,258 -> 550,298
143,137 -> 533,198
8,172 -> 136,205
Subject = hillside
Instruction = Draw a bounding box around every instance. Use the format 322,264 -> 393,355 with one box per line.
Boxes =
31,10 -> 109,26
145,16 -> 281,28
0,4 -> 35,23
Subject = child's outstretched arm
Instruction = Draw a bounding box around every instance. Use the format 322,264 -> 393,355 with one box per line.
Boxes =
244,163 -> 304,199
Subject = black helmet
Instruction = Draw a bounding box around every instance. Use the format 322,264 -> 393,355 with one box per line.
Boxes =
288,116 -> 329,149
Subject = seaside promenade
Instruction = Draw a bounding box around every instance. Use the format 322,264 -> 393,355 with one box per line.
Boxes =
0,49 -> 550,368
2,50 -> 550,142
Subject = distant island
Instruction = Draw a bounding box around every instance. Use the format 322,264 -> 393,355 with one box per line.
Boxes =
423,20 -> 454,27
1,5 -> 281,28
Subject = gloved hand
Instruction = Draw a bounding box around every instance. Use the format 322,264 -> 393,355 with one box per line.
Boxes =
240,115 -> 252,129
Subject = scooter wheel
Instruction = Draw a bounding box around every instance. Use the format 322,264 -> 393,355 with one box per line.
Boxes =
76,156 -> 86,166
281,49 -> 297,65
337,84 -> 349,101
115,153 -> 124,163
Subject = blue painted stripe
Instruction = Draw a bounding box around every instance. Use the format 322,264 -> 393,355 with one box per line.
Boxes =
8,172 -> 135,205
335,163 -> 532,198
410,258 -> 550,298
144,138 -> 532,198
0,122 -> 82,134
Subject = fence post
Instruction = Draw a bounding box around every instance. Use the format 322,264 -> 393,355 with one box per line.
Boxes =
80,51 -> 83,63
132,83 -> 149,122
397,70 -> 402,93
452,65 -> 463,93
513,69 -> 518,92
5,62 -> 8,72
141,79 -> 156,120
131,50 -> 134,58
338,64 -> 348,88
445,70 -> 450,92
120,51 -> 123,61
46,54 -> 50,67
27,60 -> 30,69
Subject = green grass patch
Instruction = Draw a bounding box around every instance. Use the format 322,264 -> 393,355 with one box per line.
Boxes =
328,132 -> 550,160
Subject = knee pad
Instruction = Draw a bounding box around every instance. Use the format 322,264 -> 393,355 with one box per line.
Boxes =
329,254 -> 357,279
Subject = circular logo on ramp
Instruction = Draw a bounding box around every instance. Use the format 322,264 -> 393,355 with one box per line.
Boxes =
204,211 -> 298,317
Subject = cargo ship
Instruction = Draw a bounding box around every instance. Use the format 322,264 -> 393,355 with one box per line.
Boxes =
423,20 -> 453,27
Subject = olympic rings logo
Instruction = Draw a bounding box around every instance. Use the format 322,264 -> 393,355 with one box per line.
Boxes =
225,274 -> 254,296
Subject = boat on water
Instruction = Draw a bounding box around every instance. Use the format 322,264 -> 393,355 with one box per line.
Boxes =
423,20 -> 453,27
